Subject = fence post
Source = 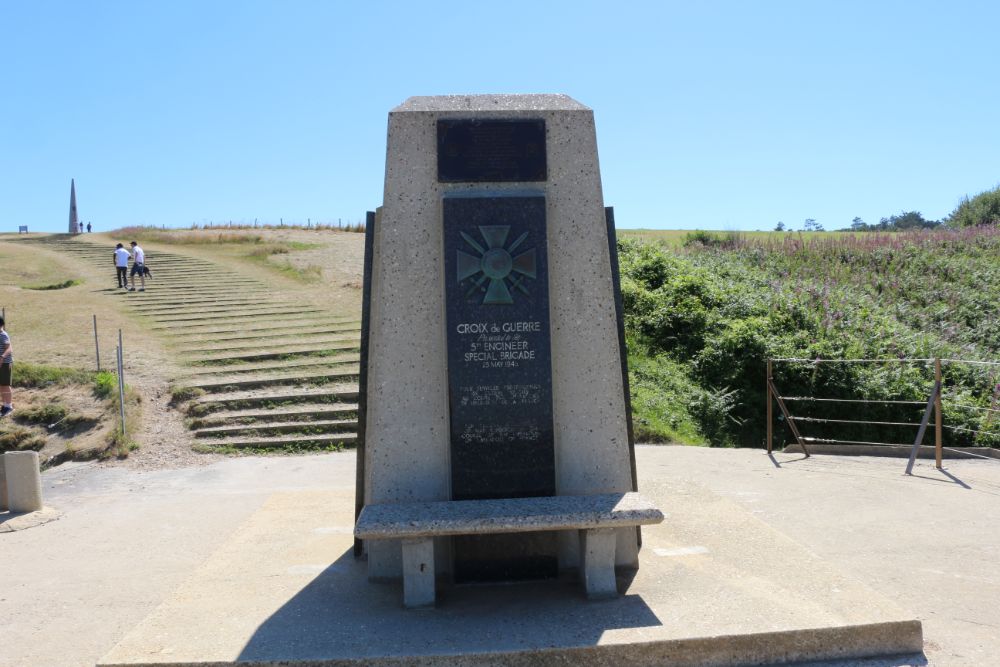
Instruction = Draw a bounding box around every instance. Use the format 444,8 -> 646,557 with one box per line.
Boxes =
767,378 -> 809,456
116,341 -> 126,438
905,379 -> 940,475
766,359 -> 773,453
93,315 -> 100,371
934,358 -> 943,469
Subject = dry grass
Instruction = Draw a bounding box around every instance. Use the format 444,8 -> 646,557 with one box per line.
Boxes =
97,228 -> 365,315
0,244 -> 80,289
3,383 -> 122,463
111,227 -> 265,245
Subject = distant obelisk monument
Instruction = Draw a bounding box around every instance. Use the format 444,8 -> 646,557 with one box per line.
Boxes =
68,179 -> 79,234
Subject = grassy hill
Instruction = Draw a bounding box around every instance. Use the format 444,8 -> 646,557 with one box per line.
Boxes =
618,227 -> 1000,449
4,225 -> 995,464
0,228 -> 364,466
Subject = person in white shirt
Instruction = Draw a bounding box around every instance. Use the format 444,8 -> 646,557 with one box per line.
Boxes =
0,316 -> 13,417
113,243 -> 130,289
129,241 -> 146,292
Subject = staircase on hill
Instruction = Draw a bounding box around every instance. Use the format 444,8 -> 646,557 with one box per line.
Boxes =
16,234 -> 361,453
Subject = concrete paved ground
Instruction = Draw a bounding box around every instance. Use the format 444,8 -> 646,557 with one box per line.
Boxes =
661,448 -> 1000,666
0,447 -> 996,666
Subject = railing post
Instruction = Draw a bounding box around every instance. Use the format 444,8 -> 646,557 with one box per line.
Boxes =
934,358 -> 943,469
768,378 -> 809,456
766,359 -> 773,453
93,314 -> 100,371
118,329 -> 124,383
906,379 -> 940,475
116,344 -> 126,438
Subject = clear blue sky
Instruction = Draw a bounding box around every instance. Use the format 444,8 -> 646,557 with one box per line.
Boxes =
3,1 -> 999,233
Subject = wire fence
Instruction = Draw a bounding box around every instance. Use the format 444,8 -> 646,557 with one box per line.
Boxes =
766,357 -> 1000,471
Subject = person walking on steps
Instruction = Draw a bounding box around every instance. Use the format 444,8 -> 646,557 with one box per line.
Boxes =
114,243 -> 130,289
0,316 -> 14,418
129,241 -> 146,292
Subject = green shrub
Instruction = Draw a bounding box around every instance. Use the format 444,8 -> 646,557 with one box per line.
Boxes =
16,403 -> 68,425
682,230 -> 743,248
246,244 -> 290,258
948,186 -> 1000,227
170,385 -> 205,404
628,351 -> 708,445
14,363 -> 93,388
93,371 -> 117,399
618,230 -> 1000,448
105,386 -> 141,458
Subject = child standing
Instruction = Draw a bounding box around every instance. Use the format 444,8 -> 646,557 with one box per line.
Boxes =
0,316 -> 13,417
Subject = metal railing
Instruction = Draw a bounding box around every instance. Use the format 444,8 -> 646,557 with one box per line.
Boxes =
766,357 -> 999,473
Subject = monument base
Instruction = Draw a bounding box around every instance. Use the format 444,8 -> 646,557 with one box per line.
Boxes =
98,476 -> 921,667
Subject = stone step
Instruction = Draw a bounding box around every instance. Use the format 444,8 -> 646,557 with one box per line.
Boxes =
180,354 -> 359,378
134,305 -> 288,318
195,432 -> 357,450
150,308 -> 325,324
133,281 -> 263,289
188,344 -> 359,365
131,297 -> 280,309
131,300 -> 278,311
189,387 -> 359,414
185,334 -> 359,354
134,305 -> 285,316
166,318 -> 359,336
129,298 -> 273,310
145,267 -> 236,273
176,326 -> 360,345
113,290 -> 268,301
121,283 -> 264,293
106,284 -> 254,293
186,368 -> 359,392
153,317 -> 355,333
124,266 -> 241,273
188,403 -> 359,427
194,418 -> 359,439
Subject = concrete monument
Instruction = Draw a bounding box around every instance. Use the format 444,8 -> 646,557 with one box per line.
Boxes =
355,95 -> 658,606
3,451 -> 43,513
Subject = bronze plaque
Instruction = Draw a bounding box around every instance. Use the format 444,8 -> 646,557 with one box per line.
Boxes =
437,119 -> 546,182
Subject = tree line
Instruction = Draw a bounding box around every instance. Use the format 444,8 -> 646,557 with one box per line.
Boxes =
773,184 -> 1000,232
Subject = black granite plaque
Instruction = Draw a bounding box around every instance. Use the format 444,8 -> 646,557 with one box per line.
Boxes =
443,194 -> 556,582
438,119 -> 546,183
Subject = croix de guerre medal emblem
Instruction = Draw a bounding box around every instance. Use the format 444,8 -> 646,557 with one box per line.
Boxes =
456,225 -> 537,305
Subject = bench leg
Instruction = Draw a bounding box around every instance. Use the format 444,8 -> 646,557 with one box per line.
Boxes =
580,528 -> 618,600
401,537 -> 435,609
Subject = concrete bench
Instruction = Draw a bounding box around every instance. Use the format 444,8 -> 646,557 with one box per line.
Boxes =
355,492 -> 664,608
